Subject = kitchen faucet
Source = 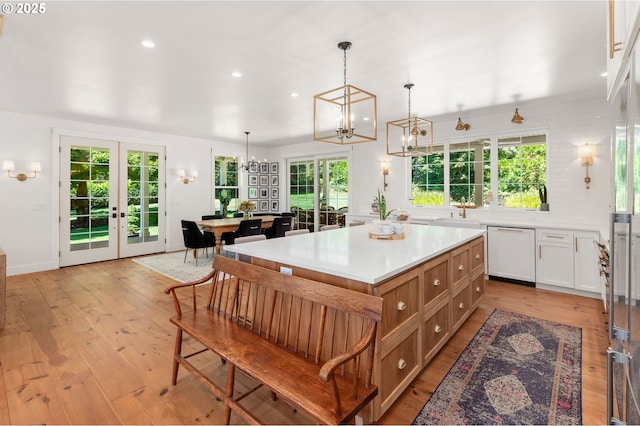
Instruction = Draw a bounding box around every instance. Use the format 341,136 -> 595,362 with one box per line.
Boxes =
459,197 -> 467,219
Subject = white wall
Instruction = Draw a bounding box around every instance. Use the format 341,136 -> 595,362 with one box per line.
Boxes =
0,92 -> 612,275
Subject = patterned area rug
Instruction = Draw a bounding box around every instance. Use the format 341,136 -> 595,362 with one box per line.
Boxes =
132,250 -> 214,283
413,309 -> 582,425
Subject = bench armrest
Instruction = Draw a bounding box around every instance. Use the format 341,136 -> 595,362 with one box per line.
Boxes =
319,321 -> 377,384
163,269 -> 217,317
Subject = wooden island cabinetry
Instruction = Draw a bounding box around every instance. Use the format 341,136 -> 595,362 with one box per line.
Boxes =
227,224 -> 485,422
372,236 -> 484,419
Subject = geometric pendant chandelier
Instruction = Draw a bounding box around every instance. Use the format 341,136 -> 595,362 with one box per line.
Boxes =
314,41 -> 377,144
386,83 -> 433,157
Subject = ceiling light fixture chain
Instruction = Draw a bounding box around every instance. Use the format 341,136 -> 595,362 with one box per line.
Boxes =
338,41 -> 353,140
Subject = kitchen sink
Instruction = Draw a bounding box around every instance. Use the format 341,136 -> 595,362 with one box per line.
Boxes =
430,219 -> 483,229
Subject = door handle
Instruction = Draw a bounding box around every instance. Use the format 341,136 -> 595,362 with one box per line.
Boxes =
112,213 -> 117,219
120,212 -> 125,218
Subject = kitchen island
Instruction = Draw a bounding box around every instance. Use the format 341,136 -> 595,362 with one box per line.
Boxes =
225,223 -> 486,421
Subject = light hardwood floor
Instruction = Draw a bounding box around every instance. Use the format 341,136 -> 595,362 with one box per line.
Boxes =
0,258 -> 609,424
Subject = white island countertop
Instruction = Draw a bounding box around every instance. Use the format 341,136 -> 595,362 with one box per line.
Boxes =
225,223 -> 485,284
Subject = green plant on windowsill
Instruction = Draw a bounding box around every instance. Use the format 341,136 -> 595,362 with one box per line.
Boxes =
374,189 -> 394,221
538,184 -> 549,211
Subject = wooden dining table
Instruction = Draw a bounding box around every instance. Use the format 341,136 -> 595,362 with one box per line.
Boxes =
197,215 -> 278,254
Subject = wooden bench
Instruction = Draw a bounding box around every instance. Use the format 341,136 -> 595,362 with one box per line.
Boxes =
164,255 -> 383,424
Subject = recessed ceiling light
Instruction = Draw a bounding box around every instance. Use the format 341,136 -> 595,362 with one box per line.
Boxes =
600,71 -> 608,77
232,71 -> 242,78
290,92 -> 299,98
141,39 -> 155,48
363,117 -> 370,121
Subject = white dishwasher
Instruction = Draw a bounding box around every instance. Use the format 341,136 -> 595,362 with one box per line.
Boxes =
487,226 -> 536,285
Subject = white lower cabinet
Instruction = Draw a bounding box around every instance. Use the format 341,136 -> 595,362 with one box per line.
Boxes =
574,231 -> 602,293
536,228 -> 601,293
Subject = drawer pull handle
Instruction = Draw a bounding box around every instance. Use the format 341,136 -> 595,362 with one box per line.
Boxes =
433,279 -> 441,287
458,265 -> 464,271
459,302 -> 465,309
475,253 -> 481,259
476,286 -> 481,292
434,325 -> 442,333
397,301 -> 407,311
397,358 -> 407,370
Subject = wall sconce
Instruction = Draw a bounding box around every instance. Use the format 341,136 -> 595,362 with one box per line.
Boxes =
381,160 -> 390,191
577,143 -> 596,189
3,160 -> 41,181
178,169 -> 197,184
511,108 -> 524,124
455,117 -> 470,131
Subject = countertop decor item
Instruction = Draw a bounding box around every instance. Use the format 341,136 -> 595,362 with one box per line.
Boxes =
238,199 -> 256,218
374,189 -> 394,220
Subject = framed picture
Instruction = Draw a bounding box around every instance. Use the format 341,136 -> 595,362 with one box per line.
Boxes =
249,174 -> 258,186
271,200 -> 279,212
271,187 -> 279,199
270,162 -> 279,174
249,163 -> 258,174
259,200 -> 269,211
259,187 -> 269,199
259,162 -> 269,174
259,175 -> 269,186
271,175 -> 279,186
248,187 -> 258,199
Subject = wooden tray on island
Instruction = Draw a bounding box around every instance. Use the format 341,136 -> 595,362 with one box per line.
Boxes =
369,232 -> 405,240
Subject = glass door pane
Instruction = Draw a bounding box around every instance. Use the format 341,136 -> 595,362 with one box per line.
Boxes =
119,143 -> 165,258
318,157 -> 348,228
289,159 -> 315,231
288,155 -> 349,231
60,137 -> 118,266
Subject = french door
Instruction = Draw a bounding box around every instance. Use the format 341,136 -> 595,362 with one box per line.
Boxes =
288,155 -> 349,232
59,136 -> 165,267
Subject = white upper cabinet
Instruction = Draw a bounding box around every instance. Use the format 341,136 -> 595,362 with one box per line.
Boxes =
607,0 -> 640,99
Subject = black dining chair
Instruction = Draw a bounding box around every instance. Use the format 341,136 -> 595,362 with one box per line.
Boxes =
181,220 -> 214,266
222,218 -> 263,245
265,216 -> 292,239
201,215 -> 222,249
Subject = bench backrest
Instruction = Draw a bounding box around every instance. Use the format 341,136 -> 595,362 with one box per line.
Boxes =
207,255 -> 382,378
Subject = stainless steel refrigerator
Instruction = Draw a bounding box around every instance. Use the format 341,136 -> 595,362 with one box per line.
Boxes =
608,40 -> 640,425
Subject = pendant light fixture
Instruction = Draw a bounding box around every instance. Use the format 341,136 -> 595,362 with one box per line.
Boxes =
240,131 -> 259,172
386,83 -> 433,157
511,108 -> 524,124
314,41 -> 377,144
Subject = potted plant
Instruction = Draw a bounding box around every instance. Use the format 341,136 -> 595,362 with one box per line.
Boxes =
374,189 -> 394,221
538,184 -> 549,211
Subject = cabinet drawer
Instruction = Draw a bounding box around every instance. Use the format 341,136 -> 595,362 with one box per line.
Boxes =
470,237 -> 484,272
377,275 -> 419,338
423,256 -> 449,308
422,302 -> 450,363
379,329 -> 419,402
471,273 -> 485,306
452,284 -> 471,328
451,244 -> 470,285
538,229 -> 572,244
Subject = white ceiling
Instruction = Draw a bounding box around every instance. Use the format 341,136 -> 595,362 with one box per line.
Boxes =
0,1 -> 607,147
